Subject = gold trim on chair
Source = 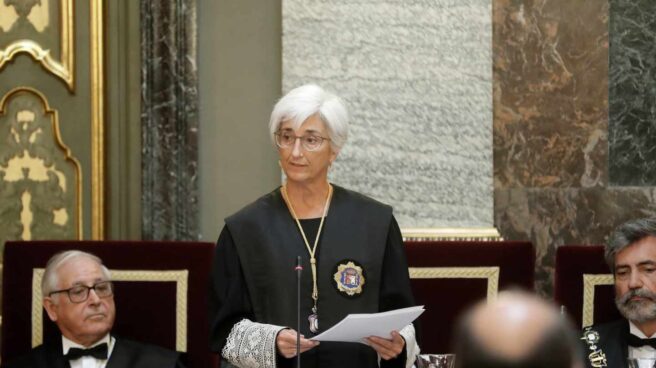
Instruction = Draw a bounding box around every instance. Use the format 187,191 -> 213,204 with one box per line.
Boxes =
409,266 -> 500,302
32,268 -> 189,351
402,228 -> 503,242
582,273 -> 614,328
90,0 -> 105,239
0,0 -> 75,91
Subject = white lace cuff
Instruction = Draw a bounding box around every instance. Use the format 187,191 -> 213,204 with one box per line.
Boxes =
399,323 -> 420,368
222,319 -> 286,368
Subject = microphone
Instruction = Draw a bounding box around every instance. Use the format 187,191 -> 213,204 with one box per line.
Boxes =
295,256 -> 303,368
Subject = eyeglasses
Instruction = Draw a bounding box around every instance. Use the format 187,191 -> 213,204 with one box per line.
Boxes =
274,130 -> 330,151
48,281 -> 114,303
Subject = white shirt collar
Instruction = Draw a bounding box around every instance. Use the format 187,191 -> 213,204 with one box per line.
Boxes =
630,321 -> 656,339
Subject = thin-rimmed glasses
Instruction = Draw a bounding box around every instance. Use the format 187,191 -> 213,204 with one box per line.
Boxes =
274,130 -> 330,151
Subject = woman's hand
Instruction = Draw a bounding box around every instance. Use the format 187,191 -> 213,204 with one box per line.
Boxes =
276,328 -> 320,358
366,330 -> 405,360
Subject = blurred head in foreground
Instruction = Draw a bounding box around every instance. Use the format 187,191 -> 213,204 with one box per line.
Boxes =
453,290 -> 581,368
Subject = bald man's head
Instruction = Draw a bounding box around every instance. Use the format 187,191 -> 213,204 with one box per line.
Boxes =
454,291 -> 580,368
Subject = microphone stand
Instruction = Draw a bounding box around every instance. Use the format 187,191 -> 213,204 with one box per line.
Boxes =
295,256 -> 303,368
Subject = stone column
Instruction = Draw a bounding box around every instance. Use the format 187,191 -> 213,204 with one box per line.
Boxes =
141,0 -> 199,240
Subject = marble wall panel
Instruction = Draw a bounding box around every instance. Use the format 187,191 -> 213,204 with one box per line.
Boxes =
493,0 -> 611,295
283,0 -> 493,228
609,0 -> 656,186
494,0 -> 608,189
141,0 -> 199,240
495,187 -> 656,295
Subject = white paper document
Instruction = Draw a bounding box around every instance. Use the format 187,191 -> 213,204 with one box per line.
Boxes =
310,305 -> 425,343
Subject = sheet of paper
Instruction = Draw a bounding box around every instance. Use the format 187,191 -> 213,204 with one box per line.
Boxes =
310,305 -> 425,343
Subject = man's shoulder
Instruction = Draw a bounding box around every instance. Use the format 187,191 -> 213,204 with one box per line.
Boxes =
582,319 -> 627,346
588,319 -> 627,337
1,349 -> 39,368
581,319 -> 628,368
2,339 -> 182,368
1,344 -> 62,368
112,337 -> 182,367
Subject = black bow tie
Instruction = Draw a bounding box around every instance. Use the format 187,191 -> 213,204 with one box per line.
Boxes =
628,334 -> 656,349
65,343 -> 108,360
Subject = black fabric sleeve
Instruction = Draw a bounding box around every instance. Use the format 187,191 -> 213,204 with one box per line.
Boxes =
380,216 -> 417,368
379,216 -> 415,312
174,352 -> 187,368
208,225 -> 256,353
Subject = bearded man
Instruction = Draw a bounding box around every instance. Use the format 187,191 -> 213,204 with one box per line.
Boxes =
581,218 -> 656,368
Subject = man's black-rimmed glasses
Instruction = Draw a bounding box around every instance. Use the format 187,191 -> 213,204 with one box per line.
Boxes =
48,280 -> 114,303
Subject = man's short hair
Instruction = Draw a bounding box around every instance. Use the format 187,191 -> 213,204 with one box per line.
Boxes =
41,250 -> 111,297
606,217 -> 656,271
454,318 -> 579,368
453,291 -> 581,368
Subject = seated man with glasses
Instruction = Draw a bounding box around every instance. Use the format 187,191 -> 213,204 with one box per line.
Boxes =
3,250 -> 185,368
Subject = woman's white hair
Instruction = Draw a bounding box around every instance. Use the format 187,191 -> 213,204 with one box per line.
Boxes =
42,250 -> 111,298
268,84 -> 349,151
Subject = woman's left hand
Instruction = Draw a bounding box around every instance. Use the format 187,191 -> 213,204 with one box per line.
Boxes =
365,330 -> 405,360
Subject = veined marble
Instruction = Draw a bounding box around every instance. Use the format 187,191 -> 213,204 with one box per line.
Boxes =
141,0 -> 199,240
283,0 -> 493,228
609,0 -> 656,186
493,0 -> 609,188
492,0 -> 611,295
495,187 -> 656,295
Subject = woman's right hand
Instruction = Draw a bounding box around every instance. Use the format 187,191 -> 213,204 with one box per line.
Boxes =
276,328 -> 320,358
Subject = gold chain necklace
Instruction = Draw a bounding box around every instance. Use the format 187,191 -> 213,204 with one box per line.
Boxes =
280,183 -> 333,333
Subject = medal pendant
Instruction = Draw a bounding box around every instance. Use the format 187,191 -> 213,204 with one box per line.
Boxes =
308,314 -> 319,333
309,306 -> 319,333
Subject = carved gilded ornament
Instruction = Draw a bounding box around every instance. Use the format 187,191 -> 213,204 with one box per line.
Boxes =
0,0 -> 75,90
0,87 -> 81,245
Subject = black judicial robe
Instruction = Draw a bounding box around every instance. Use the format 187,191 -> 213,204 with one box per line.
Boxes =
581,319 -> 629,368
2,337 -> 185,368
209,185 -> 416,368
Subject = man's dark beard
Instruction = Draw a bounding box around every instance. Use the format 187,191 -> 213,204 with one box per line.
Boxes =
616,288 -> 656,323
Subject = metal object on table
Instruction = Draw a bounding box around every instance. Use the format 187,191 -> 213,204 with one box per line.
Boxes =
627,358 -> 656,368
416,354 -> 456,368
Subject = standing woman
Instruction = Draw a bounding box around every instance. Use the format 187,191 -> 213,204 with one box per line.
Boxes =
209,84 -> 419,368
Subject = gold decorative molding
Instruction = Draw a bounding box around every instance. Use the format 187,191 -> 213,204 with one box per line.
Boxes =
582,273 -> 614,328
0,263 -> 2,331
90,0 -> 105,239
32,268 -> 189,351
409,266 -> 500,302
0,87 -> 83,240
0,0 -> 75,91
402,227 -> 503,241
